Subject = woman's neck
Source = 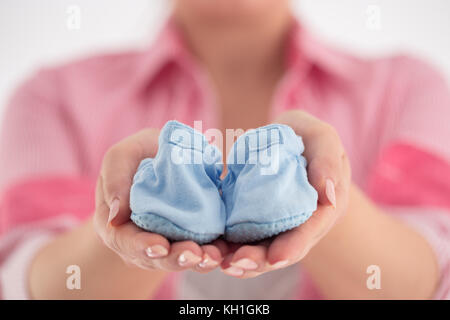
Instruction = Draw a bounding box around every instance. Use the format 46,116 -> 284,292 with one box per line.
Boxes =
173,8 -> 294,133
174,9 -> 293,82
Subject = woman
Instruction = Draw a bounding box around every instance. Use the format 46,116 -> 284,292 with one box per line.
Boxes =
1,0 -> 449,299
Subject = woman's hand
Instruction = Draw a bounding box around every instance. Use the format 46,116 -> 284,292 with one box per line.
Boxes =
93,129 -> 227,274
220,110 -> 351,278
93,111 -> 350,279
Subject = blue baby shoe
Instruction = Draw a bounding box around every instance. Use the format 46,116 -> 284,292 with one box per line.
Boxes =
130,120 -> 226,244
222,124 -> 318,243
130,121 -> 318,244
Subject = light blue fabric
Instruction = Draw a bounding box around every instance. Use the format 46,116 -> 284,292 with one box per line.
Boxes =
130,120 -> 318,244
130,121 -> 226,244
222,124 -> 318,242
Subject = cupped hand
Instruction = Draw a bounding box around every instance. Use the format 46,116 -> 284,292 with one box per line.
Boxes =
93,129 -> 227,273
93,110 -> 351,278
220,110 -> 351,278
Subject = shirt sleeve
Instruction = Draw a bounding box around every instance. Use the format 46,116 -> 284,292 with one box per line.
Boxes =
0,217 -> 78,300
0,177 -> 95,299
0,68 -> 83,191
385,56 -> 450,160
368,56 -> 450,299
388,206 -> 450,299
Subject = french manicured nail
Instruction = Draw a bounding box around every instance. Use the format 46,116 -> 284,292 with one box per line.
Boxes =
223,266 -> 244,277
325,179 -> 337,209
178,251 -> 202,267
232,258 -> 258,270
145,245 -> 168,258
198,254 -> 218,268
108,198 -> 120,223
270,260 -> 289,269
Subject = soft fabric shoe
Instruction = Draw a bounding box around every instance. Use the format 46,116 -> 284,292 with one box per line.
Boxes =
130,121 -> 318,244
221,124 -> 318,243
130,120 -> 226,244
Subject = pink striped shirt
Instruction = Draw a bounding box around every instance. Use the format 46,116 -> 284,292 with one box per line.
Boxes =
1,19 -> 450,299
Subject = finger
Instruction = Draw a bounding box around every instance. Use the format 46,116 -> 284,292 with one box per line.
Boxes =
94,152 -> 172,271
220,253 -> 244,278
158,241 -> 203,271
267,205 -> 335,265
220,253 -> 264,279
333,153 -> 352,214
94,179 -> 140,257
133,231 -> 170,259
210,238 -> 231,257
274,110 -> 345,207
266,227 -> 310,266
110,227 -> 171,270
93,176 -> 109,239
302,129 -> 343,208
101,128 -> 160,226
95,185 -> 171,263
220,245 -> 265,278
230,245 -> 267,271
100,221 -> 141,258
194,244 -> 222,273
95,175 -> 105,212
274,110 -> 326,137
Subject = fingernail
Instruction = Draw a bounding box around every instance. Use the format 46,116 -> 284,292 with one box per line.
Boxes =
223,266 -> 244,277
108,198 -> 120,224
232,258 -> 258,270
270,260 -> 289,269
325,179 -> 337,209
198,254 -> 218,268
145,245 -> 168,258
178,251 -> 202,267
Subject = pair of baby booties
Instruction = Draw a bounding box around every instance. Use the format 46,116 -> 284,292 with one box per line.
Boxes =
129,120 -> 318,244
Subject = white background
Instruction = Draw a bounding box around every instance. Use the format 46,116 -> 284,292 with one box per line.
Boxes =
1,0 -> 450,118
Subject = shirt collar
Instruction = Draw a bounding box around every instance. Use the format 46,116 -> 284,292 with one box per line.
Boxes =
287,20 -> 364,83
131,18 -> 198,92
133,17 -> 363,92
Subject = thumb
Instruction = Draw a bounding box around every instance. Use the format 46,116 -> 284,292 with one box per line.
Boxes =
100,128 -> 160,226
307,157 -> 337,208
101,161 -> 135,226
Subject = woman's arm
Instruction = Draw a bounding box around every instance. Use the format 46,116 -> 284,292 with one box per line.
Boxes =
301,184 -> 440,300
0,67 -> 227,298
0,68 -> 160,299
219,110 -> 444,300
28,129 -> 229,299
29,217 -> 168,300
